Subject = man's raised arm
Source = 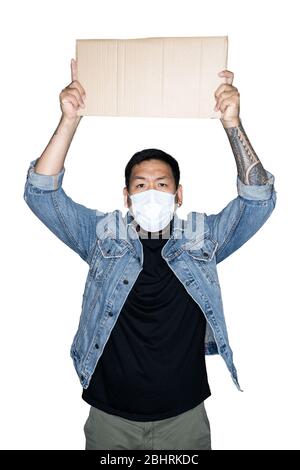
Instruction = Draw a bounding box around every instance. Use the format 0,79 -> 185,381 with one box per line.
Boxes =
23,59 -> 106,263
205,70 -> 277,264
33,58 -> 85,177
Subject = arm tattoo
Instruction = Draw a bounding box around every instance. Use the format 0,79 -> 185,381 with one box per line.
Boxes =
224,120 -> 270,185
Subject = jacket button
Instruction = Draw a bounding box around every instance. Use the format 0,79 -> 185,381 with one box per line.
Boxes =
80,375 -> 84,381
109,311 -> 114,316
95,343 -> 99,349
203,252 -> 209,258
123,279 -> 129,284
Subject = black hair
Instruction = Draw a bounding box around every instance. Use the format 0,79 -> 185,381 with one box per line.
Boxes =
125,148 -> 180,190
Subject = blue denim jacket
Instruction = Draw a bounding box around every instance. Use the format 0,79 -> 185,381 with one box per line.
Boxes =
23,158 -> 277,391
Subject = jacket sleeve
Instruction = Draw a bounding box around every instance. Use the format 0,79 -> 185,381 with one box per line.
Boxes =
205,170 -> 277,264
23,158 -> 108,263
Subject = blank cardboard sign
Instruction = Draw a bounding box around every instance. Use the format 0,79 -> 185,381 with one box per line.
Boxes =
76,36 -> 228,118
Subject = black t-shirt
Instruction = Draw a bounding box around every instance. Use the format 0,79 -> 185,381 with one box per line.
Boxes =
82,218 -> 211,421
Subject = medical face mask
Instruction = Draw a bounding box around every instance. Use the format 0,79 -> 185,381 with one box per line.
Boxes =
129,189 -> 178,232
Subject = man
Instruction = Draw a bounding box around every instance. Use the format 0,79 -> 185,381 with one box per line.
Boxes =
23,58 -> 276,450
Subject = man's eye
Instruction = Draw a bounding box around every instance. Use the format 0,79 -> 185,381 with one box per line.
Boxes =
158,183 -> 167,187
136,184 -> 144,188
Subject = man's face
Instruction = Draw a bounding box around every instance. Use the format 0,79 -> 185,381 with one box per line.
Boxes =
123,159 -> 183,209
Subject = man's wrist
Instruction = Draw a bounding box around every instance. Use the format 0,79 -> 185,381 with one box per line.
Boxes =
57,114 -> 82,137
221,117 -> 241,128
60,114 -> 82,128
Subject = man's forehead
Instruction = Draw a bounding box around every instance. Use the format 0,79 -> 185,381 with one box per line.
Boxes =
132,159 -> 170,169
131,174 -> 171,180
131,162 -> 172,176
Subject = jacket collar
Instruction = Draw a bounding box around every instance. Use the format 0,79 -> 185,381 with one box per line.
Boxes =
96,209 -> 205,248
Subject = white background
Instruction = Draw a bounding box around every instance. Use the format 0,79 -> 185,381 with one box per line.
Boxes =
0,0 -> 298,450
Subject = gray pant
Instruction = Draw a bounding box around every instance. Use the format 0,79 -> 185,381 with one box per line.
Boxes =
84,401 -> 211,450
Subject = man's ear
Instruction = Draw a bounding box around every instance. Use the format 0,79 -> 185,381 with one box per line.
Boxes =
123,186 -> 130,208
176,184 -> 183,207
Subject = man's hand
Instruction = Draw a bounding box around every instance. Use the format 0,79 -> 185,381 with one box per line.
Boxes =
33,59 -> 85,177
59,58 -> 86,121
214,70 -> 270,185
214,70 -> 240,128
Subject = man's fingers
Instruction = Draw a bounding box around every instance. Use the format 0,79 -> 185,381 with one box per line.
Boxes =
71,58 -> 78,81
62,80 -> 86,99
60,88 -> 85,108
61,92 -> 80,109
218,95 -> 239,113
214,90 -> 239,111
69,81 -> 86,101
69,58 -> 86,99
218,69 -> 234,85
214,83 -> 238,99
66,86 -> 85,107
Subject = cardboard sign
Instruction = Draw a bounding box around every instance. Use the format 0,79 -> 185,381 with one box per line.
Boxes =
76,36 -> 228,118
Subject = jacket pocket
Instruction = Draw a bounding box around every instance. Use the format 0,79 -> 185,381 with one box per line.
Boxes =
185,236 -> 220,286
88,237 -> 130,284
184,235 -> 218,262
97,237 -> 131,258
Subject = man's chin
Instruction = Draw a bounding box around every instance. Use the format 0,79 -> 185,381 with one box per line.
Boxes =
137,218 -> 174,239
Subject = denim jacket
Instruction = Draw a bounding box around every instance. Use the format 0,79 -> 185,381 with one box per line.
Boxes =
23,158 -> 277,391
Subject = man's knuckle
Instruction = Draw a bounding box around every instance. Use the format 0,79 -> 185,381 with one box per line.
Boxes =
69,87 -> 79,96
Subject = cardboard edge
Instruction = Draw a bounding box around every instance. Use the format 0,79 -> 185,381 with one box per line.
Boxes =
75,36 -> 229,119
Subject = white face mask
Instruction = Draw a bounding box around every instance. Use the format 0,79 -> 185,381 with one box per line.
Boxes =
129,189 -> 179,232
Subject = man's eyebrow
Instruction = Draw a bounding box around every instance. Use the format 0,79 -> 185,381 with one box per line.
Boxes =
132,175 -> 171,180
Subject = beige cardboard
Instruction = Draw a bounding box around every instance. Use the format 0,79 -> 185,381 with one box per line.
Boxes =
76,36 -> 228,118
